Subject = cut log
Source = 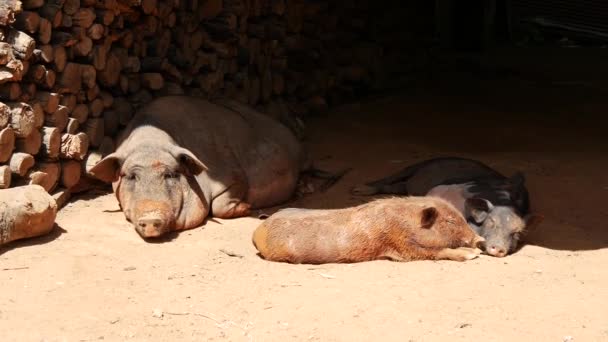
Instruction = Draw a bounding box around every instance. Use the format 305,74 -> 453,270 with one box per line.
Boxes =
8,102 -> 35,138
34,44 -> 54,63
65,117 -> 78,134
88,98 -> 104,117
19,82 -> 36,102
73,36 -> 93,56
54,61 -> 81,93
140,72 -> 163,90
199,0 -> 222,18
15,127 -> 41,155
40,126 -> 61,159
0,58 -> 24,84
59,94 -> 76,113
34,91 -> 60,113
99,90 -> 113,108
23,0 -> 45,10
81,64 -> 96,88
60,132 -> 88,160
0,102 -> 9,128
39,1 -> 64,28
45,105 -> 69,132
0,127 -> 15,162
0,165 -> 10,189
38,18 -> 52,45
53,45 -> 67,72
61,13 -> 72,27
0,185 -> 58,245
73,8 -> 95,28
0,43 -> 11,65
63,0 -> 80,15
15,11 -> 41,34
86,84 -> 99,101
87,23 -> 104,40
95,9 -> 114,26
84,118 -> 103,148
30,101 -> 44,128
0,0 -> 22,27
60,160 -> 81,188
98,51 -> 121,86
34,162 -> 60,192
51,31 -> 78,47
70,103 -> 88,123
9,152 -> 35,177
0,82 -> 21,100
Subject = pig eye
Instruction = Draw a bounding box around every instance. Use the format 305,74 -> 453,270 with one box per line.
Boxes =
164,172 -> 180,179
123,172 -> 137,181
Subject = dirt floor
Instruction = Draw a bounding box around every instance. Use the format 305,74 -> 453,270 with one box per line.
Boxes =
1,49 -> 608,341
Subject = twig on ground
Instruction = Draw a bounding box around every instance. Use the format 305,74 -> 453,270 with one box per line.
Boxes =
219,249 -> 244,258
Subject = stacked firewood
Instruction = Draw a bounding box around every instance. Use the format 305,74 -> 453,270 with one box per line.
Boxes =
0,0 -> 432,195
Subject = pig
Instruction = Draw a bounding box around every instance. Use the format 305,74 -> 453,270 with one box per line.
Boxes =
252,196 -> 485,264
351,157 -> 543,257
89,96 -> 315,239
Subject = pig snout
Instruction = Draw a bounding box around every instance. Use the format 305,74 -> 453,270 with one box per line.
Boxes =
136,215 -> 167,238
131,201 -> 173,238
486,244 -> 507,257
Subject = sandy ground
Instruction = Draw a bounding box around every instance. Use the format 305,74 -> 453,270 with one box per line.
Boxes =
1,51 -> 608,342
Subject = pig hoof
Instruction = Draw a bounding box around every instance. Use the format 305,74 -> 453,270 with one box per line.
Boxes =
439,247 -> 481,262
351,185 -> 377,196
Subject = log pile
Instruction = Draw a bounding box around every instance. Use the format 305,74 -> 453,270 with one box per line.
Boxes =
0,0 -> 432,195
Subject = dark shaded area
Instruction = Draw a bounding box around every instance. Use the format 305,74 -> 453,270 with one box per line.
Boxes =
0,225 -> 67,256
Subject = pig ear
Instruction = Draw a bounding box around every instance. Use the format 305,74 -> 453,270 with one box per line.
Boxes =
524,213 -> 544,232
420,207 -> 438,229
89,152 -> 123,183
464,198 -> 494,224
171,146 -> 208,175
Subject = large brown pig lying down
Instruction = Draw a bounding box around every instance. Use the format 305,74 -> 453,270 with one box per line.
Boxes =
252,196 -> 485,264
90,96 -> 316,239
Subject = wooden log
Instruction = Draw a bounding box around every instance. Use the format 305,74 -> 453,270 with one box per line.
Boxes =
0,102 -> 9,128
15,127 -> 41,155
89,98 -> 104,117
61,13 -> 72,27
34,162 -> 60,192
0,185 -> 58,245
59,94 -> 76,113
199,0 -> 222,19
0,58 -> 24,84
8,102 -> 35,138
103,109 -> 118,136
0,0 -> 22,27
81,64 -> 96,88
63,0 -> 80,16
140,72 -> 163,90
38,18 -> 52,45
51,31 -> 77,47
86,84 -> 99,101
0,165 -> 10,189
0,82 -> 21,100
35,91 -> 60,113
45,105 -> 69,132
23,0 -> 45,10
0,43 -> 11,65
60,160 -> 80,188
95,9 -> 114,26
0,127 -> 15,162
53,45 -> 67,72
54,62 -> 81,95
34,45 -> 54,63
39,1 -> 64,28
73,7 -> 95,28
15,11 -> 41,34
99,91 -> 113,108
30,101 -> 44,128
84,118 -> 103,147
70,103 -> 88,124
9,152 -> 35,177
65,117 -> 78,134
18,82 -> 35,102
98,52 -> 120,87
142,0 -> 158,15
87,23 -> 104,40
73,36 -> 93,56
40,126 -> 61,159
60,132 -> 88,160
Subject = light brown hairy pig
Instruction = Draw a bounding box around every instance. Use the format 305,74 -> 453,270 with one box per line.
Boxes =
252,196 -> 485,264
89,96 -> 308,239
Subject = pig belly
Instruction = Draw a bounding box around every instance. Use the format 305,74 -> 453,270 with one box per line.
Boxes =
426,184 -> 470,214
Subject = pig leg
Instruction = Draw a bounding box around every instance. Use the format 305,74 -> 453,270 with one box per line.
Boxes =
435,247 -> 482,261
210,182 -> 252,219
